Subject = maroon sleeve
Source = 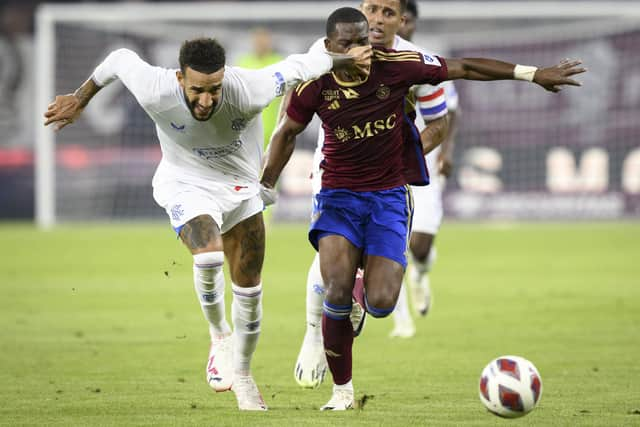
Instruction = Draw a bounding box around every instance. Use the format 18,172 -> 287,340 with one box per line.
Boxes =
286,81 -> 320,125
411,55 -> 448,86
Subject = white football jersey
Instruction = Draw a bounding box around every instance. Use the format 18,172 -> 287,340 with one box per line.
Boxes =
92,48 -> 333,195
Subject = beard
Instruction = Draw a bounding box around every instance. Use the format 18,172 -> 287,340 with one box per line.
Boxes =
183,89 -> 216,122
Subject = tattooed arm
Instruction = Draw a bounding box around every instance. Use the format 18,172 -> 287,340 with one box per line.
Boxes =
44,48 -> 161,130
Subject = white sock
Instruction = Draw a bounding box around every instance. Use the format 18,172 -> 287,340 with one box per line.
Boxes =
232,283 -> 263,376
306,253 -> 325,335
393,283 -> 412,324
334,379 -> 353,392
193,252 -> 231,340
411,247 -> 437,285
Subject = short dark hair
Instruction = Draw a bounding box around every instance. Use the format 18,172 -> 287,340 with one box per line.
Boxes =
179,38 -> 226,74
405,0 -> 418,17
326,7 -> 368,37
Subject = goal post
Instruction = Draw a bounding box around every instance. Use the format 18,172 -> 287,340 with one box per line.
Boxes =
35,1 -> 640,227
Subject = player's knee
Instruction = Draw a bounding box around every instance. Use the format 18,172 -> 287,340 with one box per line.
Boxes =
324,280 -> 353,305
193,251 -> 225,292
364,291 -> 396,318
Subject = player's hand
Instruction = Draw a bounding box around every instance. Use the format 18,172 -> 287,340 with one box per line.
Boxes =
347,45 -> 372,79
329,45 -> 372,80
44,94 -> 84,130
260,184 -> 278,207
533,59 -> 586,93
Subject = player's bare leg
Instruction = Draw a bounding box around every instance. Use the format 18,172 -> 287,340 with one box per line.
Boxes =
180,215 -> 233,393
318,235 -> 360,411
222,212 -> 267,410
360,255 -> 404,319
294,253 -> 328,388
407,232 -> 436,316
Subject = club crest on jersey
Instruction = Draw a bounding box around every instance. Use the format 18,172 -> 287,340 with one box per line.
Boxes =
171,204 -> 184,221
231,118 -> 247,131
376,84 -> 390,100
422,54 -> 441,66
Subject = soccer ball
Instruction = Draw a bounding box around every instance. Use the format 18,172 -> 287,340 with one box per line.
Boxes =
478,355 -> 543,418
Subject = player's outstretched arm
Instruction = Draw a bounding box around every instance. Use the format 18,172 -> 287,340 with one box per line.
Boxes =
445,57 -> 586,92
43,78 -> 101,131
260,115 -> 307,205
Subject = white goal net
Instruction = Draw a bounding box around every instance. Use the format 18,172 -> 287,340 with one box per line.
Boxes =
35,1 -> 640,227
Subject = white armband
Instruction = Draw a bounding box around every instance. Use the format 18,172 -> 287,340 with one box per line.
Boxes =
513,64 -> 538,82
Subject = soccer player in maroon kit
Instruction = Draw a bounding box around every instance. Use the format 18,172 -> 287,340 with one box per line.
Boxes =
261,7 -> 585,410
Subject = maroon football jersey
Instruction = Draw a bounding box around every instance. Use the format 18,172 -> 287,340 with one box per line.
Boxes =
288,48 -> 447,191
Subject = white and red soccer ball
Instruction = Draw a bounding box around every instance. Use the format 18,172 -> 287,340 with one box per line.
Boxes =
479,355 -> 543,418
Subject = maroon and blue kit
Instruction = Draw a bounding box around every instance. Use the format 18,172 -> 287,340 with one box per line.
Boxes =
288,48 -> 448,268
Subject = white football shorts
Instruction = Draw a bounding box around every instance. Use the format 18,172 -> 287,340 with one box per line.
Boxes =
153,162 -> 263,234
410,149 -> 444,235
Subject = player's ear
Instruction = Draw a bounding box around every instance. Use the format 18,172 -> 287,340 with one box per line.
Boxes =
176,70 -> 185,88
324,37 -> 330,50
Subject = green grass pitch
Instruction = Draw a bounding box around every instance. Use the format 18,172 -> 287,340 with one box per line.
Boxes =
1,222 -> 639,426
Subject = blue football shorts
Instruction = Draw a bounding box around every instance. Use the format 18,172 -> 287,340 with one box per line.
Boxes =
308,185 -> 414,268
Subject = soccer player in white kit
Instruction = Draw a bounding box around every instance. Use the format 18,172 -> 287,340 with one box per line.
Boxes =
293,0 -> 454,388
44,38 -> 371,411
389,0 -> 461,339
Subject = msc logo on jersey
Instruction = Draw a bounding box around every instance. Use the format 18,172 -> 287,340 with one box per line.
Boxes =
332,113 -> 397,142
334,126 -> 351,142
231,118 -> 247,131
171,204 -> 184,221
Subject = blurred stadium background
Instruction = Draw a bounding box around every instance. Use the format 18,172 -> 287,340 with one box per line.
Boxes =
2,2 -> 639,425
0,0 -> 639,224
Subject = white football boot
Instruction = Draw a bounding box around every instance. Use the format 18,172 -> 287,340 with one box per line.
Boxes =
206,334 -> 233,392
232,375 -> 268,411
320,386 -> 354,411
294,325 -> 328,388
389,315 -> 416,338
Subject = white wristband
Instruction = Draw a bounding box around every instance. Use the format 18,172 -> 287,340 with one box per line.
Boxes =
514,64 -> 538,82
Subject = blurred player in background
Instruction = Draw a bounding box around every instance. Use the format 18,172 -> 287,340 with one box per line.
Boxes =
262,6 -> 585,410
237,28 -> 285,225
44,37 -> 371,411
237,27 -> 284,149
293,0 -> 454,388
390,0 -> 461,338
